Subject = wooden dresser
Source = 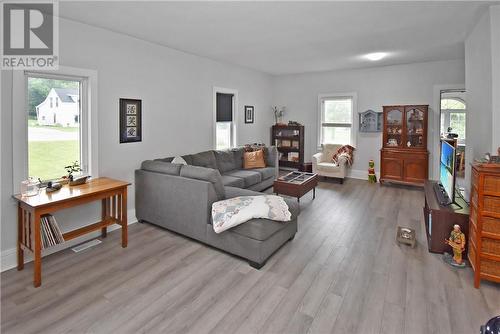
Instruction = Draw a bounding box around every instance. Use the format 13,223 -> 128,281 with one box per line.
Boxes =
380,105 -> 429,186
468,164 -> 500,288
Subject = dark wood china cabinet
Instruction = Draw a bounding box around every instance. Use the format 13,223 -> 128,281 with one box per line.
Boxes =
380,105 -> 429,186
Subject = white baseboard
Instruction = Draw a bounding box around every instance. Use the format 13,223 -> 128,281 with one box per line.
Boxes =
347,169 -> 380,181
0,209 -> 137,273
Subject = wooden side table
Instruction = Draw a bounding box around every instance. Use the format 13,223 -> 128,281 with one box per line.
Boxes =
13,177 -> 130,287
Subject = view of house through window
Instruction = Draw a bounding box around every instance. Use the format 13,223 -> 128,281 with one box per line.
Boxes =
27,76 -> 82,180
320,96 -> 353,145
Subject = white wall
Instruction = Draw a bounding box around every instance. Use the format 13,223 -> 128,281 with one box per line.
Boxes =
491,5 -> 500,153
464,4 -> 500,192
271,59 -> 465,178
1,18 -> 273,268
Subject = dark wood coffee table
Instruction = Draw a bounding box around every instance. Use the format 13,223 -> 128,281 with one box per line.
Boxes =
274,172 -> 318,202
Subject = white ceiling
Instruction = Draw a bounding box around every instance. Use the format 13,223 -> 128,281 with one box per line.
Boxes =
60,1 -> 494,75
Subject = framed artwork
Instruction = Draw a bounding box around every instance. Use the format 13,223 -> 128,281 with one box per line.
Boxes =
244,105 -> 254,124
120,98 -> 142,143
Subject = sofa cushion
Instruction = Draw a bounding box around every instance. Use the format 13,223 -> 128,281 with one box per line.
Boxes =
180,165 -> 225,200
221,175 -> 245,188
214,150 -> 236,173
222,186 -> 299,241
231,148 -> 244,169
230,218 -> 289,241
224,186 -> 300,218
181,154 -> 193,165
154,157 -> 174,163
316,162 -> 341,172
141,160 -> 181,175
252,167 -> 276,180
190,151 -> 218,169
224,170 -> 262,187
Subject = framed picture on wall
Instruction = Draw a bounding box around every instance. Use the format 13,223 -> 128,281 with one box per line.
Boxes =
244,105 -> 254,124
120,98 -> 142,143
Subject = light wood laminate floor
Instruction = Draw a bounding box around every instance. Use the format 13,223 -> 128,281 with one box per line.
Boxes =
2,179 -> 499,334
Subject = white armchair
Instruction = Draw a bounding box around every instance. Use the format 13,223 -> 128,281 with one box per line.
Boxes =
312,144 -> 348,183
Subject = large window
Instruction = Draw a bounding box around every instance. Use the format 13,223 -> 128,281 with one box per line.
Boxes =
319,94 -> 355,146
26,74 -> 86,180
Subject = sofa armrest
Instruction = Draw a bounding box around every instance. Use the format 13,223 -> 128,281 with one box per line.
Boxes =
266,146 -> 279,167
312,152 -> 324,165
135,169 -> 218,240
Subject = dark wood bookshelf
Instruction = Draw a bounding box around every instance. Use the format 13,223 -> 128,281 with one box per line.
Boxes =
271,125 -> 304,169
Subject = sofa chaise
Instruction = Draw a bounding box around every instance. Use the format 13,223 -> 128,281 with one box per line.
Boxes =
135,147 -> 299,268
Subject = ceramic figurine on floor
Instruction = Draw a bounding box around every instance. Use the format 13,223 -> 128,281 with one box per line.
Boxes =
443,224 -> 466,268
368,160 -> 377,183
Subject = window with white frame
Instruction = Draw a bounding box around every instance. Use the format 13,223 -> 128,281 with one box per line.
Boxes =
26,73 -> 87,180
319,94 -> 355,146
215,91 -> 236,150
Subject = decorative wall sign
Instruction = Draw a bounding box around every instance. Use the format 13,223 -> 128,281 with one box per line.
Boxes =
120,98 -> 142,143
244,105 -> 254,124
359,109 -> 383,132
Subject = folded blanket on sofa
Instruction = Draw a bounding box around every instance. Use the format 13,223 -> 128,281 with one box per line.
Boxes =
212,195 -> 291,233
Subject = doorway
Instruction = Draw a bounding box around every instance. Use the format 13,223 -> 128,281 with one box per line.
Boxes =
439,89 -> 466,190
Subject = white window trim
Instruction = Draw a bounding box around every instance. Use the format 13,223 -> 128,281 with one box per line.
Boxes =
213,86 -> 238,149
317,92 -> 357,150
12,65 -> 98,192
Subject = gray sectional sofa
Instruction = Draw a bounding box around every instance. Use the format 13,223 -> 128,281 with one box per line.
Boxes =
135,147 -> 299,268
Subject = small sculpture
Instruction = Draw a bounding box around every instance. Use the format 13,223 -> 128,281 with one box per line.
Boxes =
443,224 -> 466,268
396,226 -> 416,248
368,160 -> 377,183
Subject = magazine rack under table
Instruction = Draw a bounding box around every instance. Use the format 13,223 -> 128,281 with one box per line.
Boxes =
13,177 -> 130,287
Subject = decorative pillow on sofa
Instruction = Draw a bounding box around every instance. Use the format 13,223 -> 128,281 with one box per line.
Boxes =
243,150 -> 266,169
243,143 -> 269,165
172,156 -> 188,165
332,145 -> 355,166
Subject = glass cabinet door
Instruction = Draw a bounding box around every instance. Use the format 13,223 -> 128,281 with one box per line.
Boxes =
386,108 -> 403,147
406,107 -> 425,148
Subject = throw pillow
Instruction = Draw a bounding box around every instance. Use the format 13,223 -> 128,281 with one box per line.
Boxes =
172,156 -> 188,165
332,145 -> 355,166
243,149 -> 266,169
243,143 -> 268,165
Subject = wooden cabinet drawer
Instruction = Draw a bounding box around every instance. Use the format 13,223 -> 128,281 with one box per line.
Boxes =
482,238 -> 500,255
483,216 -> 500,235
484,196 -> 500,213
481,258 -> 500,278
484,175 -> 500,193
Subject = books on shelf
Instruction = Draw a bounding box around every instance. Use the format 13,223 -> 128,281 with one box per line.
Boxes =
40,214 -> 65,249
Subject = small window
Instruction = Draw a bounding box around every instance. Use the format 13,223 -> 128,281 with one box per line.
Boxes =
215,92 -> 234,150
319,95 -> 355,146
56,97 -> 59,107
50,97 -> 53,108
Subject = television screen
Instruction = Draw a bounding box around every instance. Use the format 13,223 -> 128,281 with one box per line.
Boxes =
440,141 -> 456,202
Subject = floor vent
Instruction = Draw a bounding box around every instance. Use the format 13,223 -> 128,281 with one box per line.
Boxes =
71,239 -> 102,253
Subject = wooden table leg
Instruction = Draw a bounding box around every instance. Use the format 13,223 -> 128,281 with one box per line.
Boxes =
121,189 -> 128,248
17,205 -> 24,271
33,211 -> 42,287
101,198 -> 108,238
313,187 -> 316,199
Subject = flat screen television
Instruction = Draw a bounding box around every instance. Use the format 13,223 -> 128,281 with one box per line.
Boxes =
439,140 -> 456,203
